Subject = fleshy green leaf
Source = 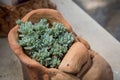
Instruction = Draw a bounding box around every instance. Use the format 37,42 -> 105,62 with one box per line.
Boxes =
17,18 -> 74,68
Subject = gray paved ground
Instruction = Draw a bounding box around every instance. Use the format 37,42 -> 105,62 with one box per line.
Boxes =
0,38 -> 23,80
73,0 -> 120,41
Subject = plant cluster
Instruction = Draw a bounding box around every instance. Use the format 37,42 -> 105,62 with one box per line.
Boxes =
17,18 -> 74,68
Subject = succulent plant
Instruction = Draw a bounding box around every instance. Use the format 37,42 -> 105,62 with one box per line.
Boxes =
17,18 -> 74,68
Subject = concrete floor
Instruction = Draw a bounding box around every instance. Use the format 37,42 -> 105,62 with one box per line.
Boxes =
0,38 -> 23,80
73,0 -> 120,41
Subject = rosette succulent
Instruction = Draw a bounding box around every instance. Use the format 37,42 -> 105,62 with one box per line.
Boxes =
17,18 -> 74,68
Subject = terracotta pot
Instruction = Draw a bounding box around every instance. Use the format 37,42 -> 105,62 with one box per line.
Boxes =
8,9 -> 113,80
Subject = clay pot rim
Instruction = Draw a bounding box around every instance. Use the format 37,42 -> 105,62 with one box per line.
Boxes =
8,9 -> 75,70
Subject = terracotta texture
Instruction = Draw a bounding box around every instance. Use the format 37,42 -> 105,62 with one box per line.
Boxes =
59,42 -> 90,74
81,50 -> 113,80
0,0 -> 56,37
8,9 -> 113,80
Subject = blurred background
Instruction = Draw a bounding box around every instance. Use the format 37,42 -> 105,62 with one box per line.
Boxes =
0,0 -> 120,41
0,0 -> 56,37
73,0 -> 120,41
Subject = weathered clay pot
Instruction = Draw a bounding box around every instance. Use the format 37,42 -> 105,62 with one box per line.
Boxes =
8,9 -> 113,80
